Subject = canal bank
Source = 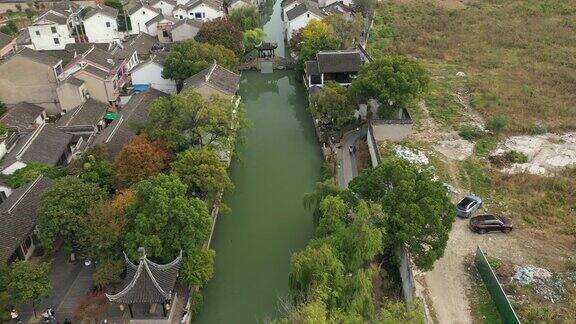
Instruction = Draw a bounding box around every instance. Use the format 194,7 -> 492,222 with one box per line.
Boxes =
195,71 -> 323,323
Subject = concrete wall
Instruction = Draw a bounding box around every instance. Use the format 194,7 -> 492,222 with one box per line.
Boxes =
74,70 -> 118,103
57,82 -> 87,112
83,13 -> 121,43
171,22 -> 199,42
0,55 -> 60,113
186,4 -> 223,20
129,7 -> 159,35
366,125 -> 379,167
28,23 -> 74,50
131,61 -> 176,94
372,122 -> 413,142
399,246 -> 415,302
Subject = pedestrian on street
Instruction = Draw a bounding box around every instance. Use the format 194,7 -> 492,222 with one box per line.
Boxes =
349,146 -> 353,154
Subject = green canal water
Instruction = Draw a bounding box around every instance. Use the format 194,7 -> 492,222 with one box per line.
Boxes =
194,71 -> 323,323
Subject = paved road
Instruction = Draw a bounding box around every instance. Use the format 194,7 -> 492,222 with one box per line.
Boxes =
336,126 -> 367,188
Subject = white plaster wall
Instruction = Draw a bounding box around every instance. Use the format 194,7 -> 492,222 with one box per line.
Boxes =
28,24 -> 75,50
129,7 -> 160,35
131,62 -> 176,94
152,1 -> 175,15
84,13 -> 121,43
186,4 -> 223,20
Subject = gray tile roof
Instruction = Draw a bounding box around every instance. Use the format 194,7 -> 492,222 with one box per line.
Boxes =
56,99 -> 108,127
65,75 -> 85,87
151,0 -> 176,6
127,3 -> 161,16
84,4 -> 119,20
36,11 -> 68,25
0,31 -> 14,49
16,47 -> 62,67
186,0 -> 222,11
80,64 -> 111,79
92,89 -> 168,158
15,30 -> 31,46
127,33 -> 160,58
64,42 -> 110,55
173,18 -> 203,29
305,60 -> 319,76
0,176 -> 52,262
84,47 -> 120,69
18,124 -> 73,165
182,63 -> 240,97
145,13 -> 177,27
0,102 -> 45,130
286,1 -> 325,21
281,0 -> 300,7
107,251 -> 182,304
323,1 -> 353,15
316,50 -> 362,73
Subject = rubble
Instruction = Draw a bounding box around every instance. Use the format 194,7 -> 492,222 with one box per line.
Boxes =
512,266 -> 566,303
491,132 -> 576,175
393,145 -> 429,165
434,138 -> 474,161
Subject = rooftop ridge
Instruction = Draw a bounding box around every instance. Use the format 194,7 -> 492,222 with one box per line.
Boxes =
15,123 -> 45,160
7,175 -> 43,214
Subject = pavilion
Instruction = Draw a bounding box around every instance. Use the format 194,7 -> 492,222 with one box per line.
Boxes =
106,247 -> 182,318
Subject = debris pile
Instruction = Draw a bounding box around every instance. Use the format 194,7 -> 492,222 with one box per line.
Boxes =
393,146 -> 429,165
512,266 -> 566,303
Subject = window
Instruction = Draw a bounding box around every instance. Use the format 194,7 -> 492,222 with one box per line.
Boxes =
106,21 -> 111,27
195,12 -> 202,18
307,13 -> 310,18
35,30 -> 40,36
163,30 -> 169,37
53,38 -> 60,44
51,26 -> 57,33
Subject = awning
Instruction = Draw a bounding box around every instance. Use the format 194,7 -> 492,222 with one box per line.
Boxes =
104,111 -> 119,120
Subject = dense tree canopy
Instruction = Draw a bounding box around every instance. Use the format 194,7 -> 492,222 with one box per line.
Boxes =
228,6 -> 261,31
353,0 -> 376,16
37,177 -> 107,249
73,147 -> 113,192
180,248 -> 215,287
310,82 -> 356,128
171,147 -> 233,198
325,13 -> 364,49
295,20 -> 341,64
112,135 -> 172,189
7,261 -> 51,316
162,40 -> 238,80
123,174 -> 212,262
349,157 -> 453,270
77,201 -> 127,260
348,56 -> 430,115
146,90 -> 241,152
243,28 -> 266,53
195,18 -> 244,57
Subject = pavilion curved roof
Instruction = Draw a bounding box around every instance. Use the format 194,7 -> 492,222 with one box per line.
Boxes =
106,249 -> 182,304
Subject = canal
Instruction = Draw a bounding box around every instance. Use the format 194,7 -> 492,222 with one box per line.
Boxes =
194,1 -> 322,317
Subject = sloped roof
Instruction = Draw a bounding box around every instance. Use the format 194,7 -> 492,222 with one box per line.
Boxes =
286,1 -> 325,21
281,0 -> 300,8
56,99 -> 107,127
127,33 -> 160,58
65,75 -> 85,87
84,46 -> 119,69
316,50 -> 361,73
51,0 -> 81,16
0,176 -> 52,262
107,249 -> 182,304
84,4 -> 118,20
186,0 -> 222,11
0,102 -> 45,130
0,31 -> 15,48
304,60 -> 319,76
182,62 -> 240,97
173,18 -> 203,29
79,64 -> 111,79
36,11 -> 68,25
323,1 -> 353,15
145,13 -> 177,27
18,124 -> 73,165
127,3 -> 161,16
151,0 -> 177,6
15,47 -> 62,67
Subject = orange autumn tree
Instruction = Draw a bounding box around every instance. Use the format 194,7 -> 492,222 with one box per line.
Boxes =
113,135 -> 173,189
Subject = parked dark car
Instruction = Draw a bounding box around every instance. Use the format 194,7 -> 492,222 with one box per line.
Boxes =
469,214 -> 513,234
456,195 -> 482,218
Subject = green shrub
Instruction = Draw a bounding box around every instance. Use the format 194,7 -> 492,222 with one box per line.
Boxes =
475,138 -> 498,157
458,124 -> 485,140
486,116 -> 508,134
5,162 -> 66,188
504,150 -> 528,164
0,102 -> 7,117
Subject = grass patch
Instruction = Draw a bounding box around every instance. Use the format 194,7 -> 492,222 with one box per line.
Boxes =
475,137 -> 498,157
459,158 -> 491,197
368,0 -> 576,134
459,124 -> 486,141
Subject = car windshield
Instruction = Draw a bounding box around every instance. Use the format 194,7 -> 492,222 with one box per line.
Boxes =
458,197 -> 475,208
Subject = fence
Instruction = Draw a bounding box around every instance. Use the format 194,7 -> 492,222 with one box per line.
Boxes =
474,246 -> 521,324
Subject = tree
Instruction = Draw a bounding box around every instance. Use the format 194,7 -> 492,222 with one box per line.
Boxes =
348,157 -> 454,270
243,28 -> 266,53
37,177 -> 107,249
303,178 -> 356,223
295,20 -> 341,64
289,244 -> 345,308
171,147 -> 233,198
6,162 -> 65,188
180,248 -> 215,287
8,261 -> 51,317
0,101 -> 6,117
146,90 -> 241,152
72,146 -> 113,192
228,5 -> 261,31
325,13 -> 364,49
93,259 -> 124,286
123,174 -> 212,262
77,201 -> 127,260
0,21 -> 18,36
195,18 -> 244,57
348,56 -> 430,116
162,40 -> 238,81
112,135 -> 172,189
310,82 -> 355,129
